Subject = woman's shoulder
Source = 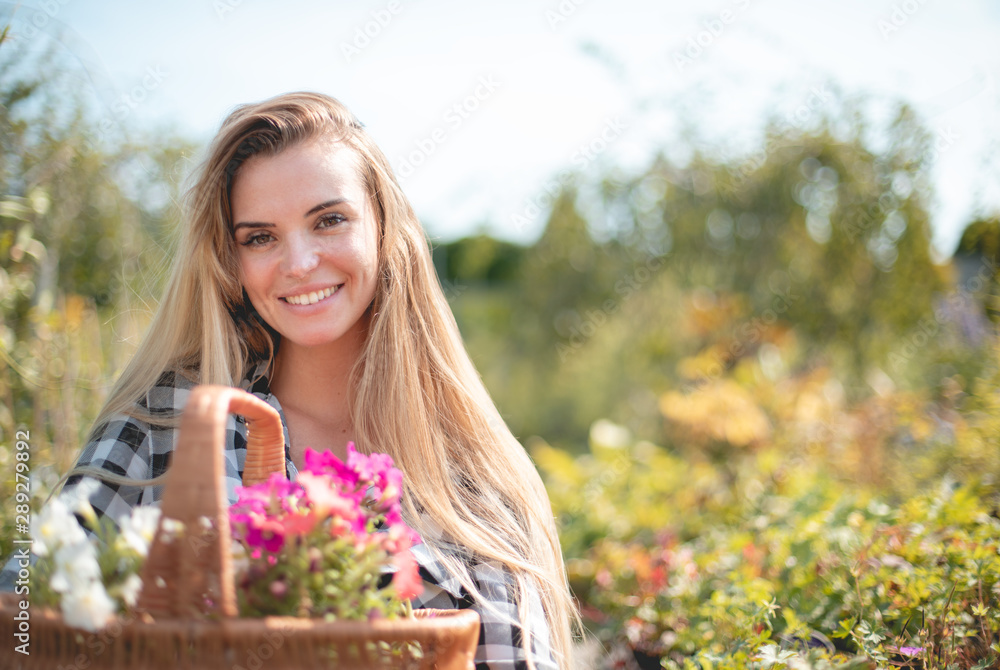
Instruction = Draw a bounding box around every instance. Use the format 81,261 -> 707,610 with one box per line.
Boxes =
84,366 -> 259,472
145,368 -> 200,404
113,363 -> 265,417
78,370 -> 197,481
70,365 -> 275,521
84,369 -> 196,441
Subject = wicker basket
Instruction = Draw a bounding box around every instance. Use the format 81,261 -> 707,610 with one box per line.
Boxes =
0,385 -> 479,669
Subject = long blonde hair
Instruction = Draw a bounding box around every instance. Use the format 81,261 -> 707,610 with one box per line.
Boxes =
75,92 -> 578,668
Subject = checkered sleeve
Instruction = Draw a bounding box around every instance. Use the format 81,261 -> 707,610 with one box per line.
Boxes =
62,412 -> 160,524
60,371 -> 194,525
62,370 -> 277,526
410,543 -> 558,670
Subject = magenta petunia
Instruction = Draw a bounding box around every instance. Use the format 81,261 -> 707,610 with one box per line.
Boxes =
238,514 -> 287,552
229,444 -> 420,617
303,447 -> 359,488
298,472 -> 364,525
346,443 -> 374,482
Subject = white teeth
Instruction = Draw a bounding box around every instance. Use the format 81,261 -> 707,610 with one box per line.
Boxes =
285,286 -> 338,305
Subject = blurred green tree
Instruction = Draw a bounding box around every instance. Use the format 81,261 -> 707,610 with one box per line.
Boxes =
0,25 -> 194,473
447,97 -> 967,448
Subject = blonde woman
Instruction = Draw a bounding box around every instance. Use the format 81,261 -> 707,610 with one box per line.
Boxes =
22,92 -> 577,669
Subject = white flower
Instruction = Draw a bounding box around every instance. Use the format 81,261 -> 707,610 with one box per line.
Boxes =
61,580 -> 116,632
230,540 -> 249,577
120,574 -> 143,608
49,569 -> 70,593
159,518 -> 185,545
589,419 -> 631,449
31,497 -> 87,557
52,542 -> 101,592
117,506 -> 162,558
60,478 -> 101,524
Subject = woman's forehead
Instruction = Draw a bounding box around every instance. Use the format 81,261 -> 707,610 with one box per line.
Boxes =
231,138 -> 368,213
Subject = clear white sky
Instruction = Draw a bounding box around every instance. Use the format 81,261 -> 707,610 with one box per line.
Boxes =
8,0 -> 1000,258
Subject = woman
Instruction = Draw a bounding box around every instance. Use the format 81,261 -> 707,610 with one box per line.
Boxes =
40,92 -> 577,669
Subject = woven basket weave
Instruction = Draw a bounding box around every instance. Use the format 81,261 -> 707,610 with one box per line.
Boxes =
0,385 -> 479,669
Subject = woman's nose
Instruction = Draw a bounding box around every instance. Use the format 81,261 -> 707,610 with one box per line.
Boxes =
282,235 -> 320,278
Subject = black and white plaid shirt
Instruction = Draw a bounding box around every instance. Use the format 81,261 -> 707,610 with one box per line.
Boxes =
6,367 -> 557,670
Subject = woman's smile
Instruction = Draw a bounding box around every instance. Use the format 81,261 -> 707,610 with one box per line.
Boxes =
281,283 -> 343,306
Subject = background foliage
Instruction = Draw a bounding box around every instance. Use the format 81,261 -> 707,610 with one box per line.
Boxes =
4,24 -> 1000,670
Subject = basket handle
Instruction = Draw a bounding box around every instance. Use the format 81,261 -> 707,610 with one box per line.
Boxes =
136,385 -> 286,619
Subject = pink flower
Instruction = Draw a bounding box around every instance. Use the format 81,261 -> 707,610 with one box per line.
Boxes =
898,647 -> 924,657
297,472 -> 361,517
392,549 -> 424,601
379,522 -> 421,555
349,446 -> 403,497
279,510 -> 319,538
303,448 -> 359,488
240,514 -> 286,552
233,473 -> 305,517
346,444 -> 375,481
230,445 -> 417,618
269,580 -> 288,599
231,475 -> 309,553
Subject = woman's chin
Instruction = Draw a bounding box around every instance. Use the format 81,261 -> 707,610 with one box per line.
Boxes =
274,325 -> 363,352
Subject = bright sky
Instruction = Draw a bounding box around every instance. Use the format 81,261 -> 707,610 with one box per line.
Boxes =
9,0 -> 1000,258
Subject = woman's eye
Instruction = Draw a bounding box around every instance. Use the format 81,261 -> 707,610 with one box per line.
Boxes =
318,213 -> 346,228
241,232 -> 273,247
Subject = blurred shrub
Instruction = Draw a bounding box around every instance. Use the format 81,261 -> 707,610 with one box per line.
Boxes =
536,334 -> 1000,669
443,96 -> 976,450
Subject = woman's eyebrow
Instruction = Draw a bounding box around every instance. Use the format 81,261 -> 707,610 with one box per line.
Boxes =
233,198 -> 351,231
305,198 -> 349,217
232,221 -> 274,233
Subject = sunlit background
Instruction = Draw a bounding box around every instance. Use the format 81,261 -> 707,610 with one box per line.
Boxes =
5,2 -> 1000,667
13,0 -> 1000,254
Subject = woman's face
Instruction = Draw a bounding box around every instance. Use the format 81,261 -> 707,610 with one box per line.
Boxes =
231,137 -> 379,351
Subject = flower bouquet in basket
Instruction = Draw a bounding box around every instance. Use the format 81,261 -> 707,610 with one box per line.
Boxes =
227,444 -> 424,620
1,386 -> 479,670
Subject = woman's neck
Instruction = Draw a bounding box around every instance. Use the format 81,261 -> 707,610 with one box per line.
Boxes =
268,323 -> 366,467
